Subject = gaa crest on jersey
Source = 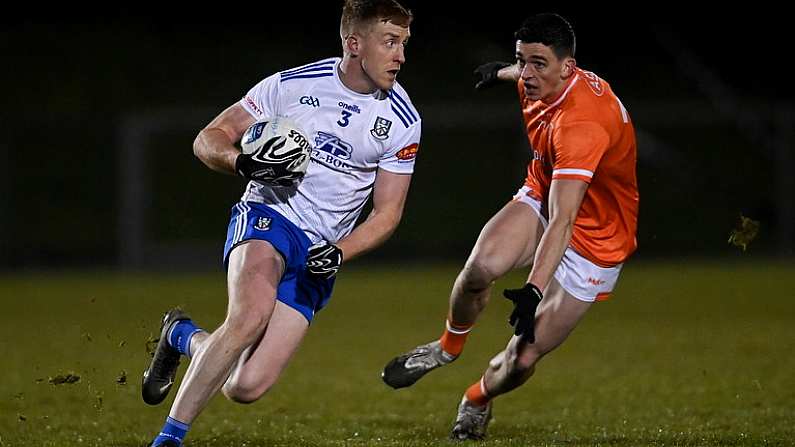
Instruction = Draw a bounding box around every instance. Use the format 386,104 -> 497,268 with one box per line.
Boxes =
370,116 -> 392,140
581,71 -> 604,96
254,217 -> 272,231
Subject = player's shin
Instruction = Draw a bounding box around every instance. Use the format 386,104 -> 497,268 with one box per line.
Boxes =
187,330 -> 210,359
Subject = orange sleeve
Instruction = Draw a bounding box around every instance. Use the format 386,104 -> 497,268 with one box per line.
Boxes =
551,121 -> 610,183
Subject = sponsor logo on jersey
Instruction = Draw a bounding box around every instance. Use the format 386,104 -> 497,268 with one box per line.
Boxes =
311,131 -> 354,169
370,116 -> 392,140
396,143 -> 418,162
245,96 -> 264,116
254,217 -> 272,231
243,122 -> 266,144
300,95 -> 320,108
338,101 -> 361,114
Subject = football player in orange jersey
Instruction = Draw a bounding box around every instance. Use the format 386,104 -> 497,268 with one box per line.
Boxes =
382,13 -> 639,440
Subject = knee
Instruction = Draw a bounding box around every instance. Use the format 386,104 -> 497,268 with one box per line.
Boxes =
220,313 -> 267,348
222,382 -> 260,404
504,347 -> 540,377
222,376 -> 274,404
459,257 -> 499,292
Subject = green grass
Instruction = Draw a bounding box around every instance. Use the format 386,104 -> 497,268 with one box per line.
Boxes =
1,261 -> 793,446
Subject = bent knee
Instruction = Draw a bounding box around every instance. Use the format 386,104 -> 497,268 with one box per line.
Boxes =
505,347 -> 541,376
222,377 -> 274,404
459,257 -> 500,291
221,314 -> 268,347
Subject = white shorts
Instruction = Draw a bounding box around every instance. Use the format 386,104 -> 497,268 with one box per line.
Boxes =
513,186 -> 623,303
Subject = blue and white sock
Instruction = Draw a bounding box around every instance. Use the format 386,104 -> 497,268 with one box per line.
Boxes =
152,416 -> 190,446
167,319 -> 203,358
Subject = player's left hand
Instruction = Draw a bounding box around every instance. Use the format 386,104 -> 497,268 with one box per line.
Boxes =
473,61 -> 511,90
306,241 -> 343,279
502,283 -> 543,342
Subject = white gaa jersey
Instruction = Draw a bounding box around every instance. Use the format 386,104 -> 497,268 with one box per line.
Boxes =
238,57 -> 422,244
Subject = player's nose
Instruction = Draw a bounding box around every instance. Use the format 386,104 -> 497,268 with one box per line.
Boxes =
395,46 -> 406,64
520,64 -> 533,79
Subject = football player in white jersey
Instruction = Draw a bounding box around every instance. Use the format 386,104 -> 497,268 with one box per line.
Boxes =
141,1 -> 419,446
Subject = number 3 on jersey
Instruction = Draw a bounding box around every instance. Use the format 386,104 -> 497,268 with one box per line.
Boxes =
337,110 -> 352,127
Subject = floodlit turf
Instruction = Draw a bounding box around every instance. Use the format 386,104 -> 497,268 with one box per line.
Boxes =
1,261 -> 793,446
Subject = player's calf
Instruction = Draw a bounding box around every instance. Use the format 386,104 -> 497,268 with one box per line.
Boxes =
479,335 -> 547,401
448,254 -> 509,327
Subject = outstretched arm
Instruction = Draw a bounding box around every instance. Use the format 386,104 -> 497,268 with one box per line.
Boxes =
497,64 -> 521,82
336,168 -> 412,261
474,62 -> 521,89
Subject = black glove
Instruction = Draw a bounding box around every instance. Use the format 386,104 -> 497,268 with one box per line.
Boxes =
306,242 -> 343,279
473,61 -> 511,90
502,283 -> 543,342
235,138 -> 305,187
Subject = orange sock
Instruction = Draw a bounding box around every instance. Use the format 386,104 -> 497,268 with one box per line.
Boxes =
439,319 -> 472,357
465,377 -> 491,406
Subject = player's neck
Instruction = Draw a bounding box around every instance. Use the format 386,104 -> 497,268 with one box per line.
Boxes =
339,56 -> 380,95
540,72 -> 578,106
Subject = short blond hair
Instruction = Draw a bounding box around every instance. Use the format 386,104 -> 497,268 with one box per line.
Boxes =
340,0 -> 413,38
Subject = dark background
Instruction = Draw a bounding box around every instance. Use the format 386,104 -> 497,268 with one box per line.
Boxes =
1,3 -> 792,270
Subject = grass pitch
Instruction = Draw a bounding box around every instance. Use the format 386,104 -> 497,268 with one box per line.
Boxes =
1,261 -> 793,446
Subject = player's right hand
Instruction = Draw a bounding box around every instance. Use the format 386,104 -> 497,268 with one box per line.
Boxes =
502,283 -> 543,343
473,61 -> 511,90
235,149 -> 304,187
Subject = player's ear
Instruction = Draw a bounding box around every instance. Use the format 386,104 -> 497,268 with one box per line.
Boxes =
345,33 -> 361,57
561,57 -> 576,79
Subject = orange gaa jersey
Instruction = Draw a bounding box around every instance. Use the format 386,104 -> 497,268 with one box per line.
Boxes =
518,68 -> 639,267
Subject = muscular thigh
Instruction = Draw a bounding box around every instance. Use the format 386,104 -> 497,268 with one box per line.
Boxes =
469,200 -> 544,275
226,240 -> 285,321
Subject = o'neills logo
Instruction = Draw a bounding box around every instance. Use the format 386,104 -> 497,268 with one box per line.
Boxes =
338,101 -> 361,114
587,277 -> 606,286
396,143 -> 418,161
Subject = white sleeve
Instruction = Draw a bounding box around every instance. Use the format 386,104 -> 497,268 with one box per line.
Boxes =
378,119 -> 421,174
239,73 -> 281,119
